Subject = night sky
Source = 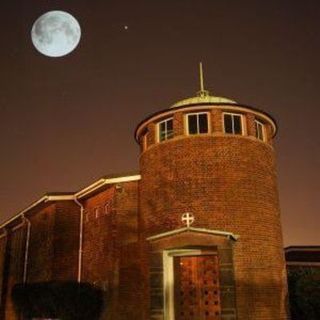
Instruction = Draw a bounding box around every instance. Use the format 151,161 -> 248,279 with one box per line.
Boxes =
0,0 -> 319,246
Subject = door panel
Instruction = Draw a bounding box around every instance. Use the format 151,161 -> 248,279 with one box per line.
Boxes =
174,255 -> 221,320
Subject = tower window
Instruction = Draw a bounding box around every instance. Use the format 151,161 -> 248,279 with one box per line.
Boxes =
94,206 -> 101,219
187,112 -> 209,134
104,201 -> 112,215
223,113 -> 243,135
84,210 -> 89,222
255,119 -> 265,141
158,118 -> 173,142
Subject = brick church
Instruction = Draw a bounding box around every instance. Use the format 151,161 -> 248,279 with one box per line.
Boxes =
0,69 -> 288,319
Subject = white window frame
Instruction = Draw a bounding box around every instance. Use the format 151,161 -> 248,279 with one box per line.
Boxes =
222,112 -> 244,135
157,118 -> 173,142
142,131 -> 148,151
185,112 -> 210,135
254,119 -> 266,142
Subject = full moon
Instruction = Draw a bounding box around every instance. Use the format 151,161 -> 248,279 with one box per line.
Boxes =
31,11 -> 81,57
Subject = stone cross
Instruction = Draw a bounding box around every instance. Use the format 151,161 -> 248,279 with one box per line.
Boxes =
181,212 -> 195,228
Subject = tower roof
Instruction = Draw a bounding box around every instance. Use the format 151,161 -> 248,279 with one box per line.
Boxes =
170,63 -> 237,108
135,63 -> 278,141
170,94 -> 237,109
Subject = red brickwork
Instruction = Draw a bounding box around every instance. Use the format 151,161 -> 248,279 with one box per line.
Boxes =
246,113 -> 256,137
266,123 -> 274,145
52,201 -> 80,281
0,100 -> 286,320
0,201 -> 82,319
0,183 -> 141,320
3,226 -> 26,319
81,181 -> 141,320
173,112 -> 184,137
82,186 -> 118,317
24,201 -> 80,283
147,123 -> 156,147
115,181 -> 142,320
211,109 -> 223,133
0,235 -> 7,310
138,106 -> 288,320
27,203 -> 58,283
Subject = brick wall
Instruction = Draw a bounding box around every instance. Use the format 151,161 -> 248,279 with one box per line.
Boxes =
25,201 -> 80,283
81,181 -> 141,320
0,235 -> 7,312
3,225 -> 26,319
0,101 -> 285,320
115,181 -> 142,320
211,109 -> 223,133
0,184 -> 141,320
27,203 -> 56,283
139,129 -> 288,319
0,200 -> 82,319
173,112 -> 184,137
52,201 -> 80,281
82,187 -> 116,283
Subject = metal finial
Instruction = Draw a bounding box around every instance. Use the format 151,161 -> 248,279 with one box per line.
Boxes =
200,62 -> 204,92
198,62 -> 209,97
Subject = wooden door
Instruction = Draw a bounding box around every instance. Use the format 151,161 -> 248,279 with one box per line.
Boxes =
174,255 -> 221,320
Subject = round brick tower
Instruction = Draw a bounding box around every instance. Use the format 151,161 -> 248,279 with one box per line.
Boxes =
135,69 -> 288,320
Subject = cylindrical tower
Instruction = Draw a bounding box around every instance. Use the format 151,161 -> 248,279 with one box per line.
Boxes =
135,75 -> 288,320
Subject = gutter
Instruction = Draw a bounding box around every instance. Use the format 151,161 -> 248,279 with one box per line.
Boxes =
0,174 -> 141,283
73,198 -> 84,283
0,195 -> 74,284
0,196 -> 49,230
0,229 -> 7,240
0,195 -> 75,230
75,175 -> 141,199
0,174 -> 141,230
72,175 -> 142,282
0,216 -> 31,283
23,216 -> 31,283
